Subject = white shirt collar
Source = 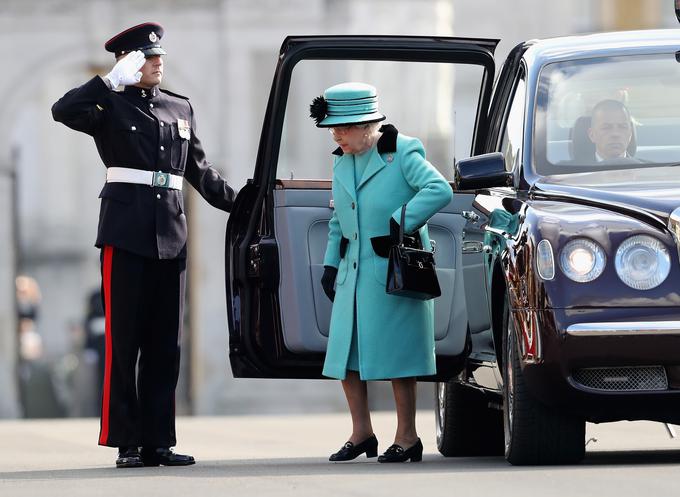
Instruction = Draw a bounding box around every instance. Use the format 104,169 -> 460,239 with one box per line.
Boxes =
595,151 -> 628,162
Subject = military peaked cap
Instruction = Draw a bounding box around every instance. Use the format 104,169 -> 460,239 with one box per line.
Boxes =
104,22 -> 166,57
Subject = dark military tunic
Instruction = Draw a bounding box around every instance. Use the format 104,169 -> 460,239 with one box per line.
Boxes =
52,75 -> 233,259
52,76 -> 233,449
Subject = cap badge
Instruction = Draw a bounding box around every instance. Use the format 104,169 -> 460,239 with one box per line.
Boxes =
149,31 -> 158,43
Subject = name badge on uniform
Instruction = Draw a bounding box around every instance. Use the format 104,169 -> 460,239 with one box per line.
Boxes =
177,119 -> 191,140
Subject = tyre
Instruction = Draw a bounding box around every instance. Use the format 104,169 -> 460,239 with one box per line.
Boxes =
435,380 -> 504,457
502,298 -> 585,465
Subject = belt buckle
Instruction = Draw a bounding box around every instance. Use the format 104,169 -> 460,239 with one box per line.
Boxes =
152,171 -> 170,188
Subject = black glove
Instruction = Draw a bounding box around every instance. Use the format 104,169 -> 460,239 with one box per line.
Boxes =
321,266 -> 338,302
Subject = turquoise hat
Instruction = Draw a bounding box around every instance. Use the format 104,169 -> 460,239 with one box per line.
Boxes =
310,82 -> 386,128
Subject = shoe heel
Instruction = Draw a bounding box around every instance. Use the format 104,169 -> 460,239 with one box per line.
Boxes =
409,439 -> 423,462
366,437 -> 378,458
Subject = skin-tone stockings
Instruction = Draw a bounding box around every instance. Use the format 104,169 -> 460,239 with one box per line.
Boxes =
342,371 -> 419,448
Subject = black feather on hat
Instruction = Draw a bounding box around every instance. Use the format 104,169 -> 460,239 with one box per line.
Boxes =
309,95 -> 328,126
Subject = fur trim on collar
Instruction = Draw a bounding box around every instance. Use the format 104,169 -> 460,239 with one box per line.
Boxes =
332,124 -> 398,156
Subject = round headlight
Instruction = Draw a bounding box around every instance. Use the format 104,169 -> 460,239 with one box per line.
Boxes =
615,235 -> 670,290
559,238 -> 606,283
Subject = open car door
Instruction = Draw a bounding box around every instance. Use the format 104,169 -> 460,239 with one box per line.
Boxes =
227,35 -> 498,379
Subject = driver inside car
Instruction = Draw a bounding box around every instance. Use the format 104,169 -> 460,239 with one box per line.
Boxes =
587,99 -> 642,163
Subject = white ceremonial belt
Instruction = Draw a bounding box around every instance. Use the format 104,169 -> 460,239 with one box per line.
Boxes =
106,167 -> 183,190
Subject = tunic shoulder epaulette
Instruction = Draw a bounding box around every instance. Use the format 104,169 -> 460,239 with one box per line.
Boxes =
159,88 -> 189,100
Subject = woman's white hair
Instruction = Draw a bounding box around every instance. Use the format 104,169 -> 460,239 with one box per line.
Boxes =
362,122 -> 382,133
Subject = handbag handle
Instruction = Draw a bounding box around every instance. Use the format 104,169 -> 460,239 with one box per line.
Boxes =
399,204 -> 406,246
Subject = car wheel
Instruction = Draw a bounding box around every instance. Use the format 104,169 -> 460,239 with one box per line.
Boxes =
435,380 -> 503,457
502,298 -> 585,465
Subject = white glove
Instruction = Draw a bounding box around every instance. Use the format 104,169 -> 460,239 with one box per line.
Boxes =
104,51 -> 145,88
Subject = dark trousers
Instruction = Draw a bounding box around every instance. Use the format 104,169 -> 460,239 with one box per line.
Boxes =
98,246 -> 186,448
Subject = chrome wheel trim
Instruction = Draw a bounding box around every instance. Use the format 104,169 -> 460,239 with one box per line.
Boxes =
435,382 -> 446,444
503,319 -> 515,455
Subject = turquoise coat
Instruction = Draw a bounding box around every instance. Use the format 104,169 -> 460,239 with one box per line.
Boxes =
322,126 -> 453,380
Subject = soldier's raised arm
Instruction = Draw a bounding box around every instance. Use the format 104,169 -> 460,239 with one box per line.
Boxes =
51,51 -> 146,136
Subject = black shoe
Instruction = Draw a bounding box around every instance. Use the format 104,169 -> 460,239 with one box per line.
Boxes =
377,438 -> 423,463
329,434 -> 379,461
116,447 -> 143,468
141,447 -> 196,467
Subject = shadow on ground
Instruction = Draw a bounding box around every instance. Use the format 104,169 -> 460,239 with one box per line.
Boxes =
1,450 -> 679,481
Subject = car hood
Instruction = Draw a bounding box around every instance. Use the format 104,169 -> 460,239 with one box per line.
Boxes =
533,168 -> 680,228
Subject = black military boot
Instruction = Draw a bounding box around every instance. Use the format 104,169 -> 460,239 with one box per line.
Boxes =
116,447 -> 143,468
141,447 -> 196,466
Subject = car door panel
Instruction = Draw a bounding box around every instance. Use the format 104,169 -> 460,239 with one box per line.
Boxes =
273,185 -> 479,358
274,188 -> 333,351
461,209 -> 491,335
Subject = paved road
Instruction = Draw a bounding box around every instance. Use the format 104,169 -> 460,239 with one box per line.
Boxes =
1,412 -> 680,497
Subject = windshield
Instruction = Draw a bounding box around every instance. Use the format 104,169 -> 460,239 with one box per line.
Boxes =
534,53 -> 680,180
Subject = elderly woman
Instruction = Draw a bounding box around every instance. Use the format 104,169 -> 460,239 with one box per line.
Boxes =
310,82 -> 453,463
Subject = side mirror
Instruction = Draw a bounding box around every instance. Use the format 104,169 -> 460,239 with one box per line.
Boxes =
454,152 -> 512,190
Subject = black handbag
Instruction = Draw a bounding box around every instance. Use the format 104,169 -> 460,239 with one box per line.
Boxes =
386,205 -> 441,300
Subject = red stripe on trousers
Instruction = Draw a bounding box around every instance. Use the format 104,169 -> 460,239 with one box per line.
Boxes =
99,246 -> 114,445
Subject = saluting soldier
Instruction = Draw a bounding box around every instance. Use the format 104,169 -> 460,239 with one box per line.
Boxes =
52,22 -> 234,468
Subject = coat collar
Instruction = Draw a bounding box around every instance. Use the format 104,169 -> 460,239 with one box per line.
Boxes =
332,124 -> 399,198
331,124 -> 398,156
332,153 -> 356,201
356,144 -> 386,190
123,84 -> 160,100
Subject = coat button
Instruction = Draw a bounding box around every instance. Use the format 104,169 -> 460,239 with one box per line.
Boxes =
156,194 -> 161,200
149,103 -> 154,108
131,125 -> 136,131
351,202 -> 356,210
353,262 -> 357,269
160,145 -> 165,151
160,122 -> 165,127
354,233 -> 358,240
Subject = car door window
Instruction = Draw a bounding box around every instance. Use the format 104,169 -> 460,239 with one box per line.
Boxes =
278,60 -> 485,181
537,53 -> 680,175
499,74 -> 526,172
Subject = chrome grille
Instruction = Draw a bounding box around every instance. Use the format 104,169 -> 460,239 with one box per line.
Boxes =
573,366 -> 668,392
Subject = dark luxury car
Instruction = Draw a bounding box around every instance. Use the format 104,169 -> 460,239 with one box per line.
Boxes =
226,28 -> 680,465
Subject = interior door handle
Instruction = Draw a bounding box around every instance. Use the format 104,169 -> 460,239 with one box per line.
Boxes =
485,226 -> 511,239
462,241 -> 484,254
461,210 -> 480,223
